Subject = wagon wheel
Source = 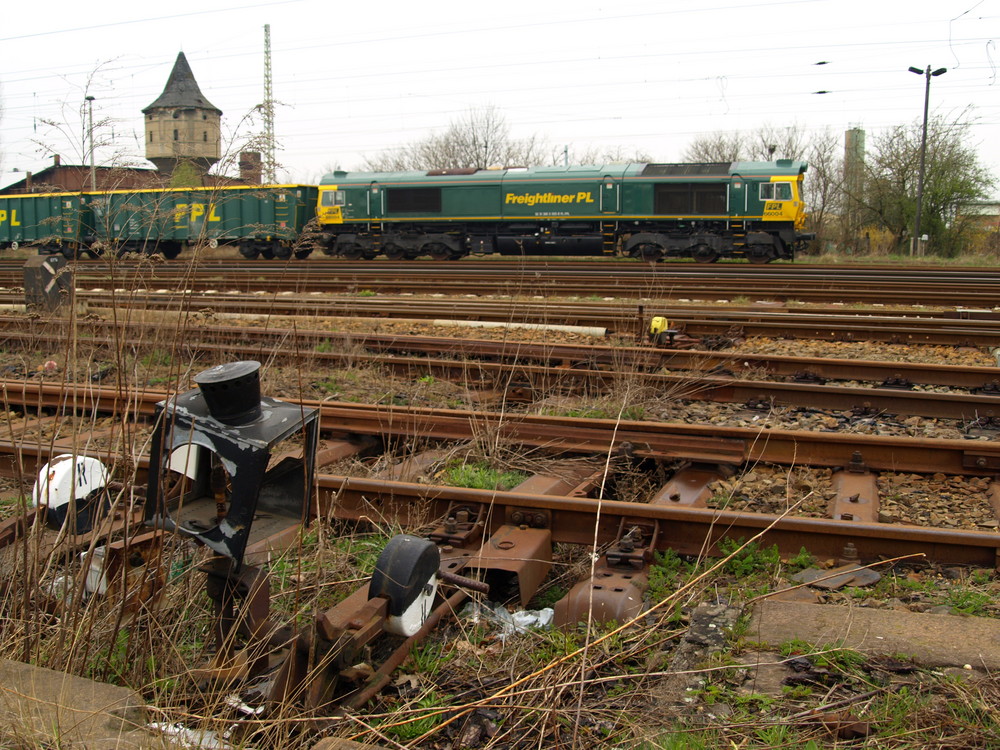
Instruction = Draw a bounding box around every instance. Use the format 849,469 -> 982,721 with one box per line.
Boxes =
60,246 -> 77,260
691,244 -> 719,264
294,249 -> 313,259
239,244 -> 260,260
273,243 -> 292,260
260,246 -> 275,260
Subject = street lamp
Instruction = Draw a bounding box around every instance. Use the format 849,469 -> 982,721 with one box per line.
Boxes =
908,65 -> 947,255
84,95 -> 96,191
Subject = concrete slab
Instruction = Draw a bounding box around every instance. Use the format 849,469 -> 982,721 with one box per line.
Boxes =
0,658 -> 168,749
749,600 -> 1000,670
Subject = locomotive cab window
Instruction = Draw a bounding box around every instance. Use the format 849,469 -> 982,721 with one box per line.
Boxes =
759,182 -> 793,201
321,190 -> 346,207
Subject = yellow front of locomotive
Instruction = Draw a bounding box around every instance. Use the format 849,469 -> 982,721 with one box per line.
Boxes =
760,173 -> 807,231
317,185 -> 345,225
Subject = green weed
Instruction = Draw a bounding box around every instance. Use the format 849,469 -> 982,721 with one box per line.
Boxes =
439,461 -> 529,491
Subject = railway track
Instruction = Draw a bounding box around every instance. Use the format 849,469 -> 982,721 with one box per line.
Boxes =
2,379 -> 998,563
5,258 -> 1000,306
2,317 -> 999,424
8,286 -> 1000,346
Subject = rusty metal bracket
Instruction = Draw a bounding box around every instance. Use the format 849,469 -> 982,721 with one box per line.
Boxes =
793,370 -> 827,385
507,507 -> 550,528
881,374 -> 913,390
427,502 -> 486,547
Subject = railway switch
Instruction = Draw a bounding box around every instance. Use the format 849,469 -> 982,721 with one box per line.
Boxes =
32,454 -> 110,534
143,360 -> 319,566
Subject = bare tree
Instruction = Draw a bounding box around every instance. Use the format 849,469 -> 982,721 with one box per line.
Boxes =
800,129 -> 842,252
681,131 -> 745,163
363,105 -> 545,171
559,144 -> 654,165
683,124 -> 812,163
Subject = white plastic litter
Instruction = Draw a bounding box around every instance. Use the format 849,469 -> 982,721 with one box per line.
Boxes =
461,601 -> 554,639
224,692 -> 266,716
147,722 -> 236,750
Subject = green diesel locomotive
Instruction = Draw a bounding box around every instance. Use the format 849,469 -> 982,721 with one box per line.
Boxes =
316,160 -> 812,263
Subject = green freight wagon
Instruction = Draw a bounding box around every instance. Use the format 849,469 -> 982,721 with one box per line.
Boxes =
0,192 -> 92,257
90,184 -> 319,259
316,161 -> 812,263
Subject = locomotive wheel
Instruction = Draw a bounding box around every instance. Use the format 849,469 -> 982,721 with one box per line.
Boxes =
746,245 -> 774,264
638,244 -> 664,262
426,243 -> 452,261
340,243 -> 364,260
691,244 -> 719,263
273,243 -> 291,260
383,244 -> 407,260
294,249 -> 312,259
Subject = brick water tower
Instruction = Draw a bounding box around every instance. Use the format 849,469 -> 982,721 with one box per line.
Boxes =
143,52 -> 222,178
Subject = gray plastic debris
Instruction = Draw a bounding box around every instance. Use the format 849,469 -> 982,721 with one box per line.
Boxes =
147,722 -> 236,749
461,601 -> 554,639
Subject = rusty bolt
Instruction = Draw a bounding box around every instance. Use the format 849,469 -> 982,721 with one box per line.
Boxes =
511,511 -> 525,525
841,513 -> 854,521
456,509 -> 470,524
532,513 -> 546,528
444,516 -> 457,534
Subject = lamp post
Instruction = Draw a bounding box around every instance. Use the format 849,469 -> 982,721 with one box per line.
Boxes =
84,95 -> 96,191
908,65 -> 946,255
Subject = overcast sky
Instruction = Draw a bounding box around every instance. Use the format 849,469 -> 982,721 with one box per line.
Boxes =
1,0 -> 997,193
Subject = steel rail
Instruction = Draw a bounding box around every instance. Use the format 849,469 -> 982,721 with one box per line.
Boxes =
322,475 -> 1000,569
4,316 -> 1000,390
11,290 -> 1000,345
18,258 -> 1000,306
3,325 -> 997,421
3,381 -> 999,475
